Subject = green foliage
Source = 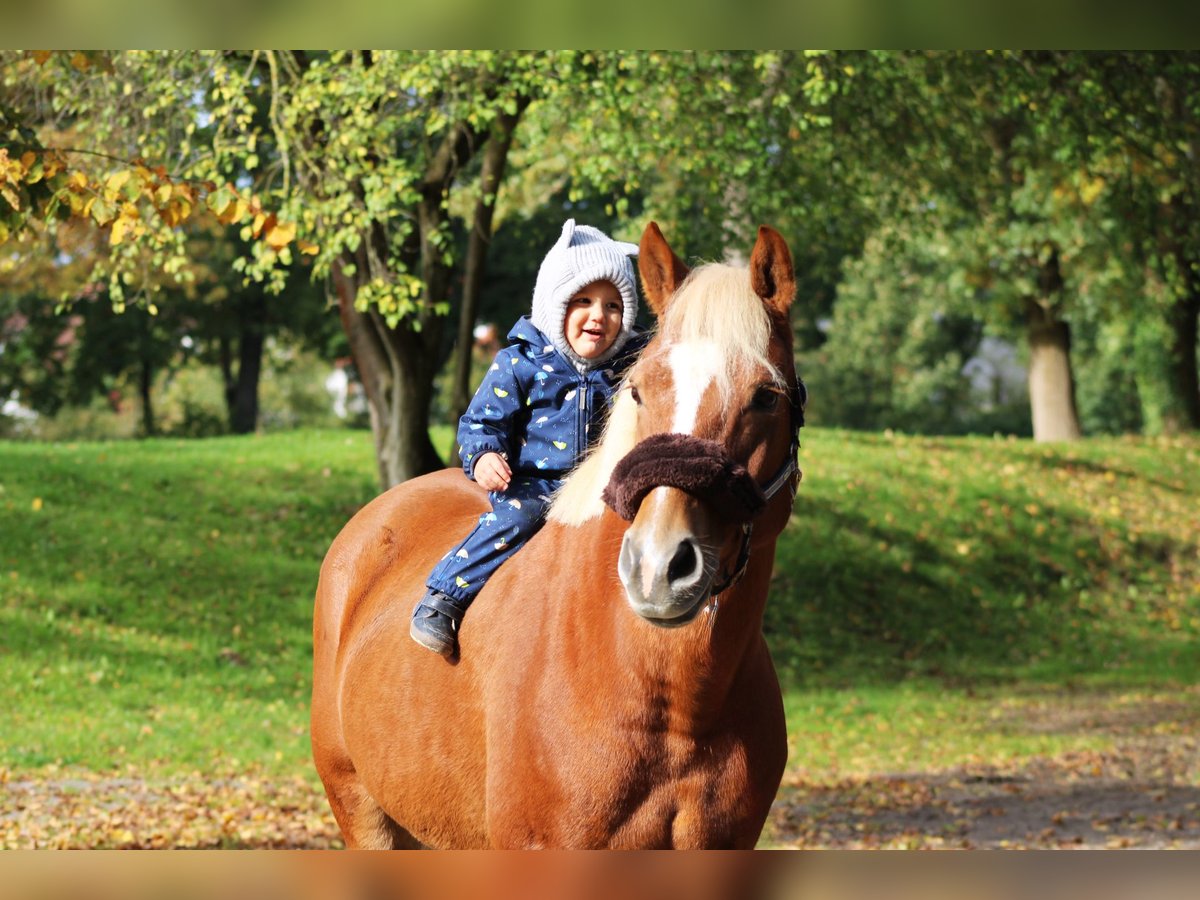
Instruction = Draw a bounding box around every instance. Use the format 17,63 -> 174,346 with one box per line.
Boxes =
1073,317 -> 1146,437
4,50 -> 1198,449
803,224 -> 1032,435
3,336 -> 345,442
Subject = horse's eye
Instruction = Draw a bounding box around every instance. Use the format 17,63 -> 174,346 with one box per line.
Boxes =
751,387 -> 780,412
630,384 -> 642,405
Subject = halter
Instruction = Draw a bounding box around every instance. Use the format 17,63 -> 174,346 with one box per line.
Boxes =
602,378 -> 806,598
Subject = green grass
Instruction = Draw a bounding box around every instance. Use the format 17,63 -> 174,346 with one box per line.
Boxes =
1,427 -> 1197,782
776,429 -> 1200,688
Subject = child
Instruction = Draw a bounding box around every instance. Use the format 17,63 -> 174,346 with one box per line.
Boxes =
411,219 -> 644,658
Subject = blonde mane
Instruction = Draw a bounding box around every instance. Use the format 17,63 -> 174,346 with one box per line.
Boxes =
548,263 -> 781,526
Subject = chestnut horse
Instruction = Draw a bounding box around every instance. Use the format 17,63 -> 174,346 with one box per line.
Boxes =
311,222 -> 803,849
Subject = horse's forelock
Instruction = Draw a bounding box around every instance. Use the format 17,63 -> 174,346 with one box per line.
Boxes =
661,264 -> 785,399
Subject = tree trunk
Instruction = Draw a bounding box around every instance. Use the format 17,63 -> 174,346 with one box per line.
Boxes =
139,355 -> 156,437
1161,288 -> 1200,432
315,81 -> 493,489
230,289 -> 267,435
1144,201 -> 1200,434
450,105 -> 525,424
218,334 -> 236,424
332,257 -> 444,488
218,291 -> 268,435
1150,80 -> 1200,432
1024,297 -> 1082,441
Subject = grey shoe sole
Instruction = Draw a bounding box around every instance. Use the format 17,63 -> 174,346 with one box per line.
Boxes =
409,616 -> 457,658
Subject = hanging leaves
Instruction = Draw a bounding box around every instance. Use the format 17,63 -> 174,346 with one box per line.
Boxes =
2,145 -> 309,259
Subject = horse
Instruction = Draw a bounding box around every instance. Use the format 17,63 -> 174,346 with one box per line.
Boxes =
311,221 -> 804,849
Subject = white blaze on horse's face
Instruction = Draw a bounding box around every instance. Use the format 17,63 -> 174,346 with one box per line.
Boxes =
667,341 -> 721,435
617,354 -> 743,627
621,339 -> 722,617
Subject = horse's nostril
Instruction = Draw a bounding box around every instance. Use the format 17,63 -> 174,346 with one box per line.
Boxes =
667,540 -> 699,585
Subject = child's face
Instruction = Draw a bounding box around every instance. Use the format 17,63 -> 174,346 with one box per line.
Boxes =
564,280 -> 624,359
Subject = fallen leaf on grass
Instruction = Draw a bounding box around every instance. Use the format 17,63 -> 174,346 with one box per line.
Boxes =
0,769 -> 342,849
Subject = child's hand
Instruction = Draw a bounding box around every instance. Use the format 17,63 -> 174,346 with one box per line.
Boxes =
474,452 -> 512,492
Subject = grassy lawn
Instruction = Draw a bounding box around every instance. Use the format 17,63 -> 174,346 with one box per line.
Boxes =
773,428 -> 1200,782
2,426 -> 1198,792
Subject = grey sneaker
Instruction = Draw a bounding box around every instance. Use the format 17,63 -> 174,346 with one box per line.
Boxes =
409,590 -> 469,658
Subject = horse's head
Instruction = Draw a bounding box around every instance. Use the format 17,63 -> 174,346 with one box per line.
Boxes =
607,222 -> 802,627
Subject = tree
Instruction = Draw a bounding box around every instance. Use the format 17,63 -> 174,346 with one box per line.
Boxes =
4,50 -> 845,484
806,223 -> 997,434
1076,52 -> 1200,433
810,51 -> 1200,440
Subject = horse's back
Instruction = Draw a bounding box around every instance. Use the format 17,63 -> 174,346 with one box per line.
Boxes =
313,469 -> 485,679
311,468 -> 492,847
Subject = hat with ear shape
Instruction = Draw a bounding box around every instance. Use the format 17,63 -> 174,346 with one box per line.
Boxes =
530,219 -> 639,367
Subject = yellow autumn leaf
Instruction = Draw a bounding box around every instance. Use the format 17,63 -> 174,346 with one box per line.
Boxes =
110,206 -> 141,246
214,194 -> 241,224
1,184 -> 20,212
160,200 -> 191,227
296,239 -> 319,255
104,170 -> 131,201
42,154 -> 65,179
264,220 -> 296,250
32,50 -> 51,65
70,51 -> 89,71
20,151 -> 36,171
69,171 -> 88,189
110,218 -> 131,246
1079,175 -> 1106,206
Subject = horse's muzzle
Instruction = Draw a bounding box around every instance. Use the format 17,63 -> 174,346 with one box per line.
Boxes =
617,528 -> 711,627
605,433 -> 765,626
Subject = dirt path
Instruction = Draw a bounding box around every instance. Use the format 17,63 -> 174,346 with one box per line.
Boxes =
770,688 -> 1200,849
770,739 -> 1200,848
1,771 -> 343,849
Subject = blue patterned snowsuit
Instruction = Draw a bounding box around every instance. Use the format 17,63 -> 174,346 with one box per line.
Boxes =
427,316 -> 641,603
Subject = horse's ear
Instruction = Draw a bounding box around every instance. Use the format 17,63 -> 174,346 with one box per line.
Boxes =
638,221 -> 691,317
749,225 -> 795,316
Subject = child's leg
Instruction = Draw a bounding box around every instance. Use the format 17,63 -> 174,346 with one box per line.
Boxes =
414,476 -> 558,656
426,476 -> 557,600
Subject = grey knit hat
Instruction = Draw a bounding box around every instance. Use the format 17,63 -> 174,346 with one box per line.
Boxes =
530,219 -> 639,368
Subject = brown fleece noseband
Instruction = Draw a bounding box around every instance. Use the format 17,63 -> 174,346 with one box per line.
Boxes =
601,433 -> 767,524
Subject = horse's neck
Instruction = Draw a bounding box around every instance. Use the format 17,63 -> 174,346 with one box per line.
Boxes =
559,518 -> 775,735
